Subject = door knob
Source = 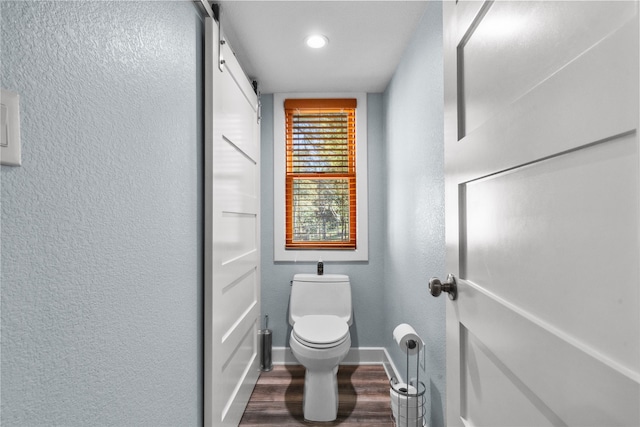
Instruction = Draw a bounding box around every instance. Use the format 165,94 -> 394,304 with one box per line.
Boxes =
429,274 -> 458,300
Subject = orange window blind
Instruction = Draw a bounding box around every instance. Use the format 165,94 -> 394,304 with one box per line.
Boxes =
285,99 -> 357,249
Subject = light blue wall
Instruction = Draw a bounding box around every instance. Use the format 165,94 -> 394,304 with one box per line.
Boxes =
260,94 -> 386,348
1,2 -> 203,426
382,2 -> 446,427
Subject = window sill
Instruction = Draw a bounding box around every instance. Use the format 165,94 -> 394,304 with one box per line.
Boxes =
274,247 -> 368,262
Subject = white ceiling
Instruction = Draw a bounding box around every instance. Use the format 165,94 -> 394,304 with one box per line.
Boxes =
217,1 -> 430,93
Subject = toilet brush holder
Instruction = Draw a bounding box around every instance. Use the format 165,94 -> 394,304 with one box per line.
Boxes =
259,315 -> 272,372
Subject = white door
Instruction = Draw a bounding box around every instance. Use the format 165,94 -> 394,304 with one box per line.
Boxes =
204,17 -> 261,427
442,1 -> 640,426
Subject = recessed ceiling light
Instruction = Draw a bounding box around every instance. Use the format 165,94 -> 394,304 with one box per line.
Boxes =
305,34 -> 328,49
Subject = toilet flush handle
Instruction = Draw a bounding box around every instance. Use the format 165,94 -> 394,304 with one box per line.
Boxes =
429,274 -> 458,301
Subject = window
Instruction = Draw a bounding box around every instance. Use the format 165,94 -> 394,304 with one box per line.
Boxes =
274,93 -> 368,261
285,98 -> 357,249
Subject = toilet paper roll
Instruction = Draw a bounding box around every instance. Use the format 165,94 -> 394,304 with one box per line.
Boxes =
391,383 -> 426,427
393,323 -> 423,355
390,383 -> 418,420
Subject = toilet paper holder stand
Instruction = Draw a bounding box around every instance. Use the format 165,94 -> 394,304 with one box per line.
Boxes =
389,339 -> 426,427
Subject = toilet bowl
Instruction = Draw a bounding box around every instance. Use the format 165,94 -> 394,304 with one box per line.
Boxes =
290,315 -> 351,421
288,274 -> 352,422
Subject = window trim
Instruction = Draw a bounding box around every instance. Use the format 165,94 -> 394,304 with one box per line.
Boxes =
274,93 -> 368,261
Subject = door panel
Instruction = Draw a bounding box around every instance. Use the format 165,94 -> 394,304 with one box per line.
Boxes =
451,12 -> 638,184
464,133 -> 639,372
460,290 -> 639,426
459,1 -> 635,137
444,1 -> 640,426
461,326 -> 559,427
205,17 -> 261,427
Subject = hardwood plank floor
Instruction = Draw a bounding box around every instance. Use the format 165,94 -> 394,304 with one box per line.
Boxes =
239,364 -> 395,426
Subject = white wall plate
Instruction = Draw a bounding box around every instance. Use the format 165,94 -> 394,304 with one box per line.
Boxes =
1,89 -> 22,166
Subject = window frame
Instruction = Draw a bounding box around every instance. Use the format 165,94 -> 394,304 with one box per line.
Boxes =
274,93 -> 368,261
285,98 -> 357,249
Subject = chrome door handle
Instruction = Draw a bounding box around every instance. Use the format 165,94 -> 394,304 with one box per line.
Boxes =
429,274 -> 458,300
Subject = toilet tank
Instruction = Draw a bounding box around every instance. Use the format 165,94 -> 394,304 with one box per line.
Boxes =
289,274 -> 352,326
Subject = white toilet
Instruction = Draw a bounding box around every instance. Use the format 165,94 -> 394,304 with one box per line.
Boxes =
289,273 -> 352,422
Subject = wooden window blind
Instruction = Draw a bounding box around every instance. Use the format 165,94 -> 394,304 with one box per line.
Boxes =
285,98 -> 357,249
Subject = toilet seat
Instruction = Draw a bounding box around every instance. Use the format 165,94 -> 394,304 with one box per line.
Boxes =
293,315 -> 349,349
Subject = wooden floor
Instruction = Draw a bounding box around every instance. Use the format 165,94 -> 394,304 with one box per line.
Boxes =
239,364 -> 395,426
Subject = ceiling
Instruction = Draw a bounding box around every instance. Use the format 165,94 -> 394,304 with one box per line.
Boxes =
216,1 -> 430,93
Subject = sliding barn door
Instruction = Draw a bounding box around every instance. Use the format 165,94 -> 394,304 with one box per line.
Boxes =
443,1 -> 639,426
204,16 -> 261,427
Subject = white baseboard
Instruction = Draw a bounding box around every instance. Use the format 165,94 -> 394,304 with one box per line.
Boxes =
272,347 -> 402,381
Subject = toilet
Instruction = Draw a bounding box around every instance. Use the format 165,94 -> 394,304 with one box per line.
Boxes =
289,273 -> 352,422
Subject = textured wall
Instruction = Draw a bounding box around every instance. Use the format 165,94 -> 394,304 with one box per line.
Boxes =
1,2 -> 203,426
382,2 -> 446,427
260,94 -> 386,348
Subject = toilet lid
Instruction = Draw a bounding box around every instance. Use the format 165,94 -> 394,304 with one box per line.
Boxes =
293,315 -> 349,347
